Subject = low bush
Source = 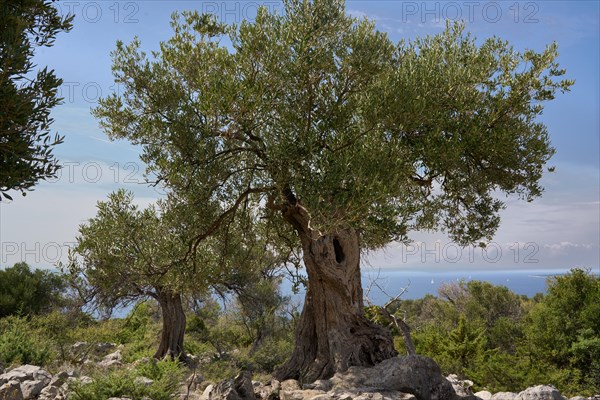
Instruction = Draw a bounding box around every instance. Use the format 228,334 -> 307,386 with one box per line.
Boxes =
0,316 -> 53,367
68,359 -> 184,400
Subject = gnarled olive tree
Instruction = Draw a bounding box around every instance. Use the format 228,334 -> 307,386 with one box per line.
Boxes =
93,0 -> 572,380
69,190 -> 201,360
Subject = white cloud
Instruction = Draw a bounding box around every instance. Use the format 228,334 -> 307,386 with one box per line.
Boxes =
0,166 -> 159,269
347,9 -> 368,19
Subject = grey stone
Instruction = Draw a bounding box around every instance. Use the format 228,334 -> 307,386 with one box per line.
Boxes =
78,376 -> 94,385
515,386 -> 565,400
282,380 -> 302,392
234,371 -> 255,400
475,391 -> 493,400
202,384 -> 215,400
185,371 -> 204,392
209,372 -> 254,400
21,379 -> 49,399
71,341 -> 116,359
105,349 -> 122,361
38,385 -> 59,400
94,342 -> 117,356
491,393 -> 518,400
310,394 -> 333,400
262,380 -> 281,400
100,359 -> 124,368
330,355 -> 457,400
50,371 -> 69,387
0,365 -> 45,384
0,380 -> 24,400
309,379 -> 333,392
0,371 -> 29,384
33,369 -> 52,387
446,375 -> 474,398
99,349 -> 124,368
281,389 -> 327,400
135,376 -> 154,387
14,365 -> 42,376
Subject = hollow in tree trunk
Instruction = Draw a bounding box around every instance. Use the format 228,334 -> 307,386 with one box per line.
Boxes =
273,201 -> 397,382
154,287 -> 187,362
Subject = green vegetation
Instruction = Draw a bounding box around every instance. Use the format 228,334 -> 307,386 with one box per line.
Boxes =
0,0 -> 73,200
1,0 -> 582,395
0,262 -> 66,317
68,359 -> 184,400
0,264 -> 596,397
386,268 -> 599,396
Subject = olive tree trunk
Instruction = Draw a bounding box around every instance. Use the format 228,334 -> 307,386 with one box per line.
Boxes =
274,201 -> 397,382
154,287 -> 187,362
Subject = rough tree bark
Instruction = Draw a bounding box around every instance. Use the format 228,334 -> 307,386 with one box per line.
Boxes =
273,197 -> 397,382
154,287 -> 187,362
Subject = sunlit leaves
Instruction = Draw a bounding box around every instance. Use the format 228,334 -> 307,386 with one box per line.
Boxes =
0,0 -> 73,199
93,0 -> 571,250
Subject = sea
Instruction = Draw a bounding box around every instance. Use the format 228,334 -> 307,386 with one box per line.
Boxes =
282,267 -> 599,305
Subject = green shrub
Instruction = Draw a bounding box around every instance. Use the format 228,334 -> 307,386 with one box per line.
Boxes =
0,316 -> 52,366
200,359 -> 241,382
0,263 -> 66,318
68,359 -> 184,400
248,337 -> 293,372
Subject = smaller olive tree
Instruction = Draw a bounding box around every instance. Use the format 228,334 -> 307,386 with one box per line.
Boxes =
69,189 -> 289,361
68,189 -> 220,361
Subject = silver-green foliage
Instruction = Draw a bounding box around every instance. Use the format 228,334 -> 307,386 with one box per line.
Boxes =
93,0 -> 572,249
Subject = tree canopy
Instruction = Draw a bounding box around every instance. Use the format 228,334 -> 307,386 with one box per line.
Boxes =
94,1 -> 571,248
0,0 -> 73,200
0,262 -> 66,317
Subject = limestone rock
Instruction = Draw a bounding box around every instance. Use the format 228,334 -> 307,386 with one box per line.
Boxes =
446,375 -> 474,398
254,380 -> 280,400
515,386 -> 565,400
99,349 -> 124,368
475,391 -> 493,400
280,389 -> 327,400
33,369 -> 52,387
281,380 -> 302,391
21,379 -> 49,399
71,341 -> 116,360
329,389 -> 416,400
491,393 -> 518,400
309,394 -> 332,400
135,376 -> 154,387
0,369 -> 32,384
210,372 -> 255,400
202,384 -> 215,400
185,371 -> 204,392
303,380 -> 333,392
38,385 -> 59,400
254,379 -> 281,400
0,370 -> 29,385
50,371 -> 69,387
0,380 -> 24,400
331,355 -> 457,400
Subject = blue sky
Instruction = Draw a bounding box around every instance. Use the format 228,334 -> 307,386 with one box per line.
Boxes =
0,1 -> 598,274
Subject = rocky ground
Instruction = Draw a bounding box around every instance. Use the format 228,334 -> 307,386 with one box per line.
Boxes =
1,344 -> 598,400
